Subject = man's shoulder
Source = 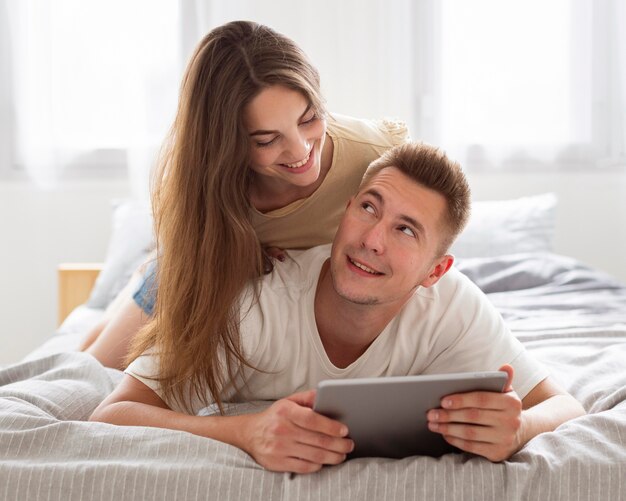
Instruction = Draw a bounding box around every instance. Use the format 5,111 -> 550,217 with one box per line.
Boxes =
260,244 -> 331,293
238,245 -> 329,336
413,266 -> 479,303
390,266 -> 494,339
394,266 -> 487,325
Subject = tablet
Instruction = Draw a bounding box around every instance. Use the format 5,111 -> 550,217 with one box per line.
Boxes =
313,371 -> 508,459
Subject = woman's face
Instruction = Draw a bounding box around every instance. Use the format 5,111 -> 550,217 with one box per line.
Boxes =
243,85 -> 327,191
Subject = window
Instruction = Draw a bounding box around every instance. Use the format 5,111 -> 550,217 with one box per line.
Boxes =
4,0 -> 180,184
3,0 -> 624,185
416,0 -> 625,171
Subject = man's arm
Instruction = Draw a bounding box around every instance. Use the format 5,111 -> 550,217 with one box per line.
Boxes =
89,375 -> 354,473
426,364 -> 586,462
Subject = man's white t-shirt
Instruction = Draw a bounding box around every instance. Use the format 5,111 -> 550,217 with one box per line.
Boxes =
126,244 -> 548,414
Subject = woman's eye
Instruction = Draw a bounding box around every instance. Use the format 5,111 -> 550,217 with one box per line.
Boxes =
300,113 -> 317,125
256,137 -> 278,147
400,226 -> 416,237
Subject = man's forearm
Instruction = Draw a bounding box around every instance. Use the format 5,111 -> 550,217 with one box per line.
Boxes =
90,393 -> 354,474
520,394 -> 586,445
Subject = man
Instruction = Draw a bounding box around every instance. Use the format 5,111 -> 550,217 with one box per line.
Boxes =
90,143 -> 585,474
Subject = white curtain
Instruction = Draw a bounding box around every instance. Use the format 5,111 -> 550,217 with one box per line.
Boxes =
3,0 -> 625,190
3,0 -> 180,193
612,0 -> 626,164
421,0 -> 626,171
0,0 -> 13,175
178,0 -> 416,130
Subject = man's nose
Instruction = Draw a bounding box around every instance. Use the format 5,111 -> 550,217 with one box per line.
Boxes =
361,222 -> 386,254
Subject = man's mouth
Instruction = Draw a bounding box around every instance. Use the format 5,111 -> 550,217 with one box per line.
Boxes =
348,256 -> 384,275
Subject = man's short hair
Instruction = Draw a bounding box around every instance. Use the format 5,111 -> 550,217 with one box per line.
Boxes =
360,142 -> 471,254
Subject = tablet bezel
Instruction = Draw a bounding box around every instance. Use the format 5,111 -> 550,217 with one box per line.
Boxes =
313,371 -> 508,459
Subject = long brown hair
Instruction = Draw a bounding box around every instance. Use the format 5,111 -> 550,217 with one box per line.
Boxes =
127,21 -> 326,413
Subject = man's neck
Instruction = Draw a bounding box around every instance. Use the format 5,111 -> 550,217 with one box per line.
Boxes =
313,260 -> 410,369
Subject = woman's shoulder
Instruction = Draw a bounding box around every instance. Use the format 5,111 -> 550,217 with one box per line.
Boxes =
327,113 -> 410,147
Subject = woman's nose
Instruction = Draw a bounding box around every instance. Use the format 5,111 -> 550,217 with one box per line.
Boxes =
285,134 -> 311,162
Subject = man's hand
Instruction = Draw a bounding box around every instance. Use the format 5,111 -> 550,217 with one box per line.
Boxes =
426,365 -> 523,462
237,390 -> 354,474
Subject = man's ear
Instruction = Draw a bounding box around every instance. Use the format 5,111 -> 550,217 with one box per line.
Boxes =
419,255 -> 454,288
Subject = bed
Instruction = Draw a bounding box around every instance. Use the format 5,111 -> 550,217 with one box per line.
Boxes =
1,194 -> 625,500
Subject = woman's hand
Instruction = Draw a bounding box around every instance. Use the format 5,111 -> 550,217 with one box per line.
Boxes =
236,390 -> 354,473
262,247 -> 287,274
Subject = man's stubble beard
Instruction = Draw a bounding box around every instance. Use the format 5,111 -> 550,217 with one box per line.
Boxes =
330,270 -> 381,306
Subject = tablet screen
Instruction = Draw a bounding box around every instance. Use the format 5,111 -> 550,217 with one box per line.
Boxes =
313,371 -> 507,459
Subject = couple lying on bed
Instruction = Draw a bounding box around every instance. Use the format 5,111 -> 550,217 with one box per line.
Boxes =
86,21 -> 584,474
89,141 -> 585,473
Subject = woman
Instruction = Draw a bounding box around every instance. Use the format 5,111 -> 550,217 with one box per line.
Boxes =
83,21 -> 408,406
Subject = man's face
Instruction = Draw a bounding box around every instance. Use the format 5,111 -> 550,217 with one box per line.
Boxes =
329,167 -> 452,307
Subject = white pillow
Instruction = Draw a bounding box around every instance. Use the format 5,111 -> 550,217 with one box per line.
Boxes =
450,193 -> 557,258
87,199 -> 155,309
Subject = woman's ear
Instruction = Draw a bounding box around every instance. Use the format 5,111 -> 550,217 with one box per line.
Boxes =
419,255 -> 454,288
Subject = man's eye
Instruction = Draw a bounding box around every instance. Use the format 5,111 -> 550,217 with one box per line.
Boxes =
400,226 -> 415,237
362,202 -> 375,214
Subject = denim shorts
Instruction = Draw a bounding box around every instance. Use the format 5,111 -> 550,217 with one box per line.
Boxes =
132,260 -> 158,316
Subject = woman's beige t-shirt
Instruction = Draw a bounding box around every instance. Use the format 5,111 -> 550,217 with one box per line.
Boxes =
250,113 -> 410,249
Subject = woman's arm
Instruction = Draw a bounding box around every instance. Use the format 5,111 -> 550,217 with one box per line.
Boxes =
89,375 -> 354,473
79,256 -> 155,367
84,298 -> 149,370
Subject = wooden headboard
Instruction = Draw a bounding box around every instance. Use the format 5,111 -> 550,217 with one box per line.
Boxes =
57,263 -> 102,326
